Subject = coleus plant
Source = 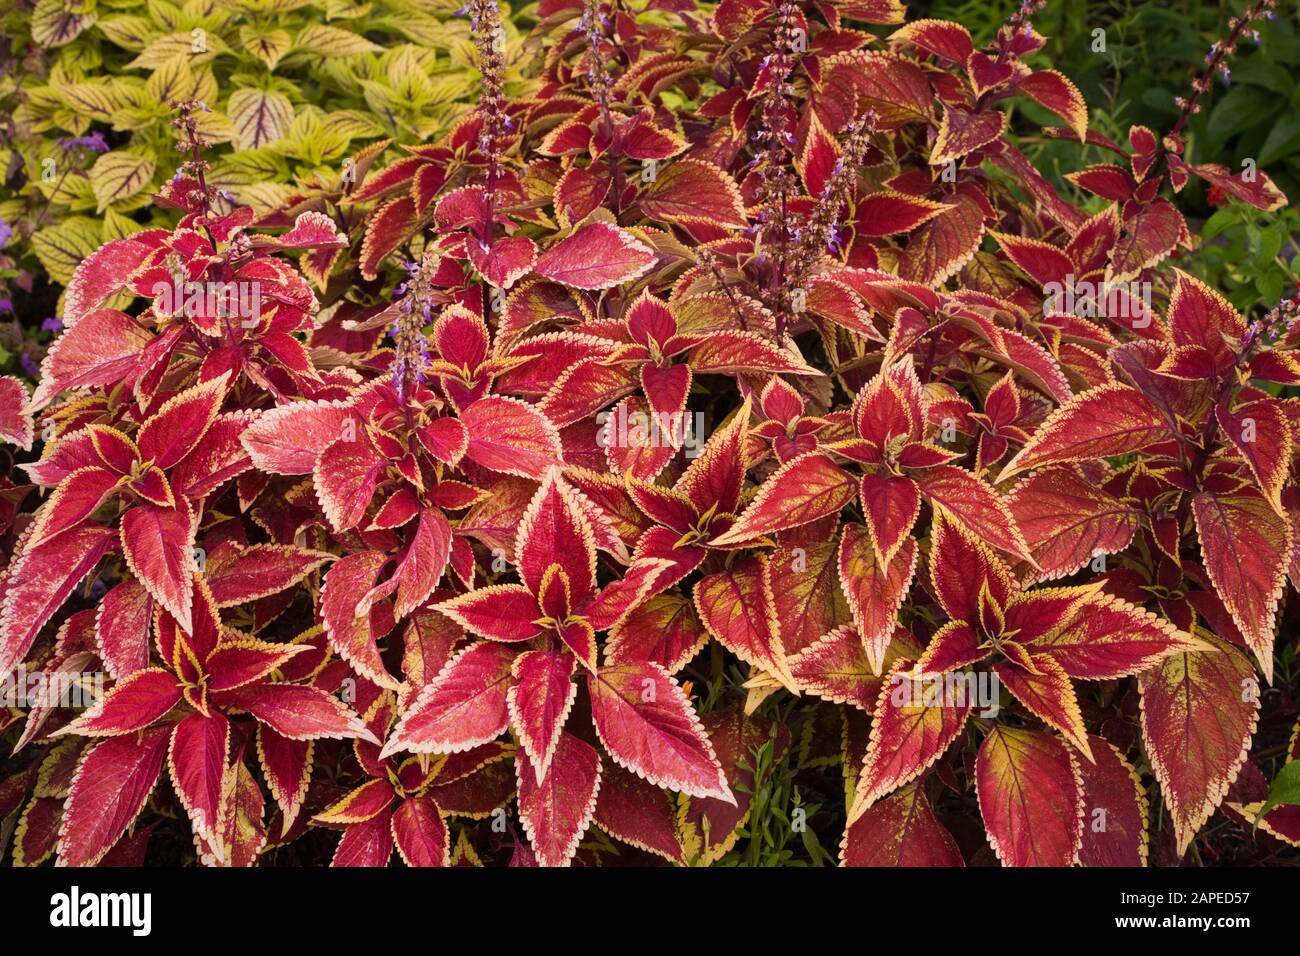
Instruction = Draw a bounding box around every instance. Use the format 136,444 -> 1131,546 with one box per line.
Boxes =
1,0 -> 1298,869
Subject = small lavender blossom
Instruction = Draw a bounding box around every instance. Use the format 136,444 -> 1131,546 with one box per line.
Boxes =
56,131 -> 110,153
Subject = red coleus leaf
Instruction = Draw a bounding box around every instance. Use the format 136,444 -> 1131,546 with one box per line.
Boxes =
0,375 -> 33,450
391,795 -> 450,867
841,781 -> 964,867
137,372 -> 230,469
914,465 -> 1034,565
1076,736 -> 1148,867
1139,632 -> 1258,857
605,593 -> 707,674
838,524 -> 918,674
241,397 -> 355,475
1192,486 -> 1291,679
890,18 -> 973,62
459,395 -> 563,478
507,648 -> 578,784
857,473 -> 921,566
931,107 -> 1006,165
695,555 -> 797,690
321,551 -> 402,690
1107,198 -> 1183,284
711,452 -> 856,545
27,465 -> 123,549
437,584 -> 543,643
392,508 -> 453,620
1006,466 -> 1139,583
1024,593 -> 1203,680
533,222 -> 656,290
383,642 -> 517,756
95,578 -> 154,679
316,778 -> 395,825
168,711 -> 231,841
467,234 -> 538,289
121,501 -> 198,635
516,468 -> 596,606
29,309 -> 153,411
257,727 -> 313,833
593,761 -> 683,862
789,624 -> 917,711
1216,399 -> 1292,515
1000,384 -> 1170,479
638,158 -> 747,229
975,725 -> 1083,867
207,638 -> 309,693
853,190 -> 951,236
850,660 -> 972,818
62,234 -> 159,329
587,662 -> 732,802
359,194 -> 415,282
220,683 -> 377,743
332,811 -> 394,867
1017,70 -> 1088,141
58,667 -> 181,737
168,410 -> 256,500
0,523 -> 116,673
57,727 -> 171,867
1168,269 -> 1248,372
768,539 -> 849,656
1188,161 -> 1287,212
314,431 -> 386,533
897,185 -> 988,285
688,331 -> 821,376
204,543 -> 333,607
516,731 -> 601,867
993,655 -> 1091,757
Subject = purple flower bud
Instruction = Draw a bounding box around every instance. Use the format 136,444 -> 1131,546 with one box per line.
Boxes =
20,354 -> 38,378
42,316 -> 62,332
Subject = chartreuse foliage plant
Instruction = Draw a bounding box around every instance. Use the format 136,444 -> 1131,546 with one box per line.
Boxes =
0,0 -> 1298,869
0,0 -> 536,323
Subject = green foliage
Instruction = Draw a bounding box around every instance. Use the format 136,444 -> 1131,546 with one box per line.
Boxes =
0,0 -> 537,307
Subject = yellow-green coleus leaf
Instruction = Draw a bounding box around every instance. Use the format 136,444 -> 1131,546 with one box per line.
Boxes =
227,87 -> 294,150
31,216 -> 102,284
32,0 -> 97,48
89,150 -> 156,211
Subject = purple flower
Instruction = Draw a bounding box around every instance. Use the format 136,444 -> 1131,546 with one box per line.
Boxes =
0,219 -> 10,249
0,299 -> 12,315
42,317 -> 62,332
20,354 -> 38,378
56,130 -> 109,153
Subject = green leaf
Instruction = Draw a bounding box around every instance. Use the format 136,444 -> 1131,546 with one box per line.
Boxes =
32,0 -> 96,48
1259,113 -> 1300,166
1255,761 -> 1300,824
227,87 -> 294,150
89,151 -> 157,212
31,217 -> 102,284
295,24 -> 383,57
